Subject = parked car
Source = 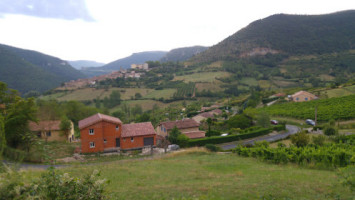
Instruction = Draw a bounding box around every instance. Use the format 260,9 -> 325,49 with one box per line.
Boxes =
270,120 -> 278,125
221,133 -> 229,136
305,119 -> 315,126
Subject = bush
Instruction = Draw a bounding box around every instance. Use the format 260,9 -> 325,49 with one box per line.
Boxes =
324,126 -> 338,136
227,114 -> 252,129
291,132 -> 310,147
338,165 -> 355,191
189,128 -> 272,146
206,130 -> 221,137
312,135 -> 326,146
205,144 -> 220,152
272,124 -> 286,131
0,167 -> 107,199
177,134 -> 190,148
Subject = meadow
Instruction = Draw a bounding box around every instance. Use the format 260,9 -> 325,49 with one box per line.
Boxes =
21,149 -> 353,199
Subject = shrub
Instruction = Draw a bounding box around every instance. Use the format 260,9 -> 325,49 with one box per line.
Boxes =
272,124 -> 286,131
227,114 -> 252,129
338,165 -> 355,191
205,144 -> 220,152
177,134 -> 190,148
189,128 -> 272,146
206,130 -> 221,137
312,135 -> 326,146
324,126 -> 338,136
291,132 -> 310,147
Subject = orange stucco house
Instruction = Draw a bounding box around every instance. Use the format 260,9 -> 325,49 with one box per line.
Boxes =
79,113 -> 156,153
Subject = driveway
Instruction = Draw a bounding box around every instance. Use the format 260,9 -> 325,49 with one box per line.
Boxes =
221,125 -> 300,150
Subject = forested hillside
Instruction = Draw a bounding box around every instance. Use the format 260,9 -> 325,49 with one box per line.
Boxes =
0,44 -> 85,95
192,10 -> 355,63
160,46 -> 208,62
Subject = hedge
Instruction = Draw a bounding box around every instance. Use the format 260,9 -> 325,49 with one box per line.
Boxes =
272,124 -> 286,131
188,128 -> 272,146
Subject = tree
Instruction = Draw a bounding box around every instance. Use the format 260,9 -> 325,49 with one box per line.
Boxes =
0,115 -> 5,158
109,91 -> 121,107
206,118 -> 212,132
324,126 -> 337,136
168,126 -> 181,144
135,92 -> 142,99
131,104 -> 143,116
291,132 -> 310,147
60,118 -> 72,138
256,112 -> 271,128
227,114 -> 252,129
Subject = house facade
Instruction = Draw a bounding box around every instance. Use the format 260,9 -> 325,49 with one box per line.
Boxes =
290,91 -> 318,102
29,120 -> 75,142
156,118 -> 205,139
79,113 -> 156,153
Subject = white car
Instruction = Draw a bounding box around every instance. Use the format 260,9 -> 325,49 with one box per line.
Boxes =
305,119 -> 315,126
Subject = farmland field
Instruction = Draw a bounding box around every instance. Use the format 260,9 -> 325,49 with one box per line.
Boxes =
22,150 -> 353,199
173,72 -> 230,83
240,77 -> 258,86
320,85 -> 355,98
144,88 -> 177,99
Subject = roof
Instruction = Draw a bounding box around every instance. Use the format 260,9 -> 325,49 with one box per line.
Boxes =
291,91 -> 317,98
121,122 -> 156,137
210,109 -> 222,115
199,112 -> 214,118
29,120 -> 61,131
78,113 -> 122,129
160,118 -> 200,130
184,131 -> 206,139
274,93 -> 286,97
0,104 -> 5,109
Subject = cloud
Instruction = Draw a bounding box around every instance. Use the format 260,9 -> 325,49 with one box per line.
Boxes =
0,0 -> 94,21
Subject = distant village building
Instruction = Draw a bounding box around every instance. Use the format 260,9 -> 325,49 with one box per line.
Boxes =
29,120 -> 75,142
192,109 -> 223,123
156,119 -> 205,139
290,91 -> 318,102
131,63 -> 149,70
79,113 -> 156,153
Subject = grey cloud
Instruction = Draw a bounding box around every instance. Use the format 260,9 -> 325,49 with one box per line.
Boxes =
0,0 -> 94,21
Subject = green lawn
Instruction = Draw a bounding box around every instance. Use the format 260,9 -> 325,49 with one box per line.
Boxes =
321,85 -> 355,98
23,149 -> 353,199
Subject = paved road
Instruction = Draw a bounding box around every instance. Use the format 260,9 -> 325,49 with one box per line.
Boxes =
221,125 -> 300,150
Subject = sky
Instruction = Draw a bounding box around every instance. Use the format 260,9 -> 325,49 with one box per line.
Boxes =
0,0 -> 354,63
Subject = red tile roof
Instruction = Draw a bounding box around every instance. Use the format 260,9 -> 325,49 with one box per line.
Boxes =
160,118 -> 200,130
210,109 -> 222,115
78,113 -> 122,129
29,120 -> 61,131
0,104 -> 5,109
199,112 -> 214,118
121,122 -> 156,137
184,131 -> 205,139
291,91 -> 317,98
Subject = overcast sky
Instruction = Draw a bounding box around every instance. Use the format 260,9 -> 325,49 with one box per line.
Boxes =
0,0 -> 354,63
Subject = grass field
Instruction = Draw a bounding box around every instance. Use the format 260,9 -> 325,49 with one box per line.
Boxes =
320,85 -> 355,98
240,77 -> 259,86
144,88 -> 177,99
23,149 -> 353,199
195,82 -> 223,92
173,72 -> 230,83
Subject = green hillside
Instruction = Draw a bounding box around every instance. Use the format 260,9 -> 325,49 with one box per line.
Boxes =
0,44 -> 85,94
192,10 -> 355,63
160,46 -> 208,62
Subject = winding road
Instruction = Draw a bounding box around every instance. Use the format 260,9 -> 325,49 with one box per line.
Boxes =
221,125 -> 300,150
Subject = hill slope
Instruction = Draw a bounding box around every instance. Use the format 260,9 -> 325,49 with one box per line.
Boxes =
192,10 -> 355,63
160,46 -> 208,62
81,51 -> 167,77
68,60 -> 105,70
0,44 -> 85,94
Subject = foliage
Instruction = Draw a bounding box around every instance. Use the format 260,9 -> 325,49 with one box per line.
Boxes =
103,91 -> 121,108
291,132 -> 310,147
312,135 -> 326,146
233,141 -> 355,168
205,144 -> 220,152
227,114 -> 252,129
253,95 -> 355,122
176,134 -> 190,148
205,130 -> 221,137
60,117 -> 72,137
168,126 -> 181,144
189,127 -> 272,146
324,126 -> 338,136
0,115 -> 5,158
0,167 -> 108,199
256,112 -> 271,128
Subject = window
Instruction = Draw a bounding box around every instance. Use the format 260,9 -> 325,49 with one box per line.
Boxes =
296,97 -> 299,101
90,142 -> 95,148
89,129 -> 94,135
164,127 -> 166,132
116,125 -> 119,131
305,97 -> 308,101
46,131 -> 51,137
131,137 -> 134,142
104,139 -> 107,143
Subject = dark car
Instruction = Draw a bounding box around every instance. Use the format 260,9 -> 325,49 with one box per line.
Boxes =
270,120 -> 278,125
305,119 -> 315,126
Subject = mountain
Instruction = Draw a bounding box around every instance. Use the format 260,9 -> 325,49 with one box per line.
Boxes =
160,46 -> 208,62
192,10 -> 355,63
68,60 -> 105,70
81,51 -> 167,77
0,44 -> 85,94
